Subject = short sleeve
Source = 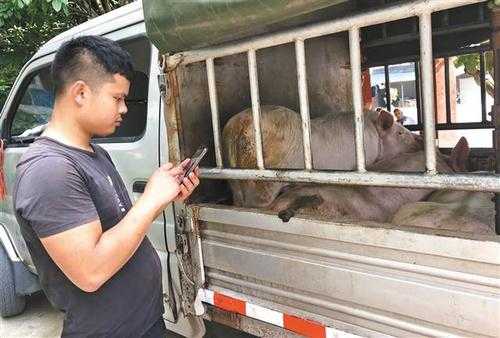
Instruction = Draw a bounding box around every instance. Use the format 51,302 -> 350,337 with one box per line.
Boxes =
14,156 -> 99,238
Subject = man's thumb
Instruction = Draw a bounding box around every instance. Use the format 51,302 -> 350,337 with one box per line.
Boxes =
169,164 -> 184,176
161,162 -> 174,171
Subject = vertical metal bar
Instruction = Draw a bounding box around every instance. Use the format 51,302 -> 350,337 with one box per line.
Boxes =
384,64 -> 391,111
411,18 -> 418,34
415,61 -> 423,127
419,12 -> 437,174
248,49 -> 265,169
162,69 -> 183,164
442,11 -> 449,27
349,27 -> 366,172
206,58 -> 223,168
295,39 -> 313,171
478,5 -> 485,23
491,6 -> 500,235
444,57 -> 451,124
480,51 -> 487,123
382,23 -> 388,39
432,59 -> 438,126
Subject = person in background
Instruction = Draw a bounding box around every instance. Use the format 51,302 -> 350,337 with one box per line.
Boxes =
394,108 -> 416,125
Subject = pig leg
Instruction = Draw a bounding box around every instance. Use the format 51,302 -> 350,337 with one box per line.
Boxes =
278,195 -> 323,222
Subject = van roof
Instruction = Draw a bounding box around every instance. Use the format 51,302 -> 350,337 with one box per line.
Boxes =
32,1 -> 144,60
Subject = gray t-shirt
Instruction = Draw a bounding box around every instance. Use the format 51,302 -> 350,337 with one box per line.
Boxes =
13,137 -> 163,337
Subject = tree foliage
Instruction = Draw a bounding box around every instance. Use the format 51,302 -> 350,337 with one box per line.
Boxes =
71,0 -> 133,19
0,0 -> 133,107
454,53 -> 494,98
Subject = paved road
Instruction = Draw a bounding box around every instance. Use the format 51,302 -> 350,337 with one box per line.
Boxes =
0,292 -> 63,337
0,292 -> 255,338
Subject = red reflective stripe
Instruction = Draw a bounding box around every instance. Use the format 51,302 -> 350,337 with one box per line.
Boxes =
284,314 -> 326,338
213,292 -> 246,315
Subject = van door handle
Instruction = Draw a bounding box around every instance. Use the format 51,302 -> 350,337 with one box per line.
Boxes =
132,181 -> 147,193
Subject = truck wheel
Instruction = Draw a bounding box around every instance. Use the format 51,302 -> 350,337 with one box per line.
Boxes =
0,245 -> 26,317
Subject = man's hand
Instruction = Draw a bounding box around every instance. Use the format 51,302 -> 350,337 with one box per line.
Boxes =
141,162 -> 183,214
141,159 -> 201,213
175,167 -> 200,202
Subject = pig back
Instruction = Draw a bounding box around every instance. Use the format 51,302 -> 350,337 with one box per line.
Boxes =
222,105 -> 304,169
222,105 -> 304,207
310,113 -> 379,170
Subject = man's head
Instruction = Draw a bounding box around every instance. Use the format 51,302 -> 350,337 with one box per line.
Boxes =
393,108 -> 402,121
51,35 -> 134,137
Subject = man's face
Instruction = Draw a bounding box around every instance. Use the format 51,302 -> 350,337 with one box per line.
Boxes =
81,74 -> 130,137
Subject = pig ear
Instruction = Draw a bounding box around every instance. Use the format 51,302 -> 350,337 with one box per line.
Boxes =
377,109 -> 394,131
449,137 -> 470,172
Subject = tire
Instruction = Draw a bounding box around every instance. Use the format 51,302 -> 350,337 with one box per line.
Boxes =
0,245 -> 26,317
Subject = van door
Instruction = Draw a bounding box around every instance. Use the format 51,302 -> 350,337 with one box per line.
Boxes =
0,56 -> 54,270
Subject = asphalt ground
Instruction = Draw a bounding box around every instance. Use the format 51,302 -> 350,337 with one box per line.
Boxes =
0,291 -> 256,338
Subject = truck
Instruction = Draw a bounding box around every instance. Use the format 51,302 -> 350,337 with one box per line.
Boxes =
0,0 -> 499,337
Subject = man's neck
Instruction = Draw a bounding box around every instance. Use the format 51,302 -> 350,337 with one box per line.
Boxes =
43,104 -> 94,152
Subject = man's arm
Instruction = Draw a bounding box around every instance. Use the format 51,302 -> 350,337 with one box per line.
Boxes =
40,162 -> 199,292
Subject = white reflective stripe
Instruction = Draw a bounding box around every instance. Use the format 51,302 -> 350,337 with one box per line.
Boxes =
200,289 -> 214,305
326,327 -> 362,338
245,302 -> 284,327
0,225 -> 20,262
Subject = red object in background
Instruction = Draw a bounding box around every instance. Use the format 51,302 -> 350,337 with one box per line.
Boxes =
362,69 -> 372,110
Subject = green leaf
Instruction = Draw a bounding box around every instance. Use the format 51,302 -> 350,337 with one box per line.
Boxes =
52,0 -> 62,12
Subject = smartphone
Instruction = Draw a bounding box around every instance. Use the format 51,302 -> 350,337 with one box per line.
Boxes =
183,146 -> 207,178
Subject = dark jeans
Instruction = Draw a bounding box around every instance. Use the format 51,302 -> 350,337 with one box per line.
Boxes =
142,318 -> 167,338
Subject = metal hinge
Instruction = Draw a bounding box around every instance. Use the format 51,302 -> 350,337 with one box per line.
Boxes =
158,73 -> 168,97
174,206 -> 206,316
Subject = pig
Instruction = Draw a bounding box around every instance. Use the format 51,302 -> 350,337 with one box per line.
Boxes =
392,189 -> 494,235
222,105 -> 422,208
268,138 -> 470,223
392,138 -> 495,235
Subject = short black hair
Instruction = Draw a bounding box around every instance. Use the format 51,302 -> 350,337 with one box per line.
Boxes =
51,35 -> 134,96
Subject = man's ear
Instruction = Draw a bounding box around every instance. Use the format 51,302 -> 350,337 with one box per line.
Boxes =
70,80 -> 90,106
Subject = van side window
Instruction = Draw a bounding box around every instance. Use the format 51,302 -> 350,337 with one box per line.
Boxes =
93,37 -> 151,142
10,67 -> 53,141
9,37 -> 151,145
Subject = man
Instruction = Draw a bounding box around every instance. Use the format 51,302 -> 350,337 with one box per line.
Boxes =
393,108 -> 416,125
13,36 -> 199,337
